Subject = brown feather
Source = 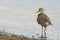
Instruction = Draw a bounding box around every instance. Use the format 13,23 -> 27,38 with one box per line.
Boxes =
37,13 -> 52,27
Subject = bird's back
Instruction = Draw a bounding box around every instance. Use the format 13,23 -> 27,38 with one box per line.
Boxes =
37,13 -> 52,27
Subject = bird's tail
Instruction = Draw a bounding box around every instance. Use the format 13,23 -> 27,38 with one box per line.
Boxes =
49,22 -> 52,25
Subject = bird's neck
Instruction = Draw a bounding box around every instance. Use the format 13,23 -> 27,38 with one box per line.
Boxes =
40,13 -> 44,14
39,11 -> 44,13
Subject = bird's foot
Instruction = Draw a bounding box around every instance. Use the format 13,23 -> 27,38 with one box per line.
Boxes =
41,35 -> 43,38
38,35 -> 43,38
44,36 -> 47,38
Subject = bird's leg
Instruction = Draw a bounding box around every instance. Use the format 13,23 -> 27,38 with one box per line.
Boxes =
41,26 -> 43,38
44,27 -> 46,38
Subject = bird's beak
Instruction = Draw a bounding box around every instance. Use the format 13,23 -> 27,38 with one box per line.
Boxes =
36,11 -> 39,13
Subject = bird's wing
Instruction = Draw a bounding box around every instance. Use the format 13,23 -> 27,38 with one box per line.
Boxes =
44,14 -> 52,25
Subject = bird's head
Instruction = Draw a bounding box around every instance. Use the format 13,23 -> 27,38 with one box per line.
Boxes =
36,8 -> 44,14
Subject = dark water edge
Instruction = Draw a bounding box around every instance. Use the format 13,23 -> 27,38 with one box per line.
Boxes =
0,36 -> 54,40
0,30 -> 55,40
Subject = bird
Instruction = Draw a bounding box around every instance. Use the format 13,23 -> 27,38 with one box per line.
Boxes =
37,8 -> 52,38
